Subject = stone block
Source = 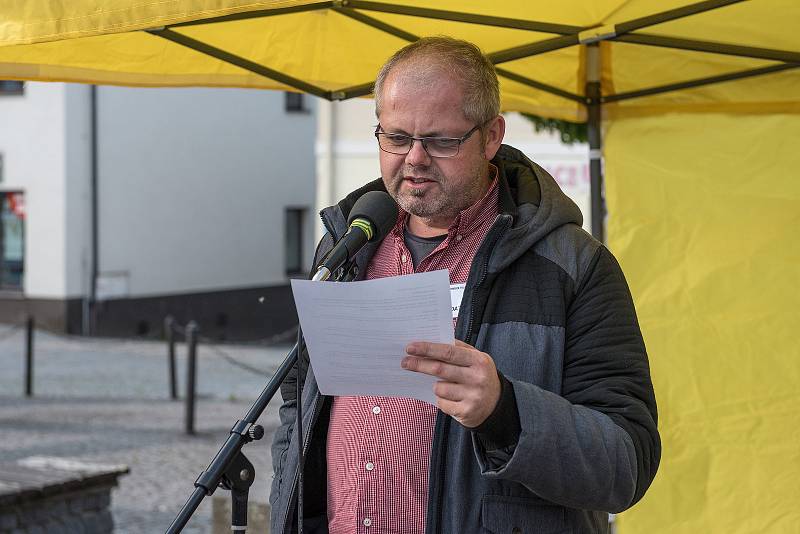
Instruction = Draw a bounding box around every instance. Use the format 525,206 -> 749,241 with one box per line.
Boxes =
42,520 -> 68,534
83,490 -> 110,512
83,510 -> 101,533
60,515 -> 86,534
67,495 -> 87,514
44,499 -> 67,519
0,511 -> 18,530
95,509 -> 114,533
0,457 -> 126,534
30,498 -> 67,524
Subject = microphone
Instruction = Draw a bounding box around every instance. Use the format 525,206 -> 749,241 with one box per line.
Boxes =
313,191 -> 397,281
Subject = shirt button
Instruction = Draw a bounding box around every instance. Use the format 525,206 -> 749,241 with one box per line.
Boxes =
401,254 -> 408,263
363,518 -> 372,527
372,405 -> 381,414
456,234 -> 463,241
365,462 -> 375,471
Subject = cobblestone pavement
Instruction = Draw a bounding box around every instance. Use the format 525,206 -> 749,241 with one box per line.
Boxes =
0,325 -> 290,533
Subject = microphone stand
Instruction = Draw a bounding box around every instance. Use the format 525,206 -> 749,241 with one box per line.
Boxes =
165,260 -> 359,534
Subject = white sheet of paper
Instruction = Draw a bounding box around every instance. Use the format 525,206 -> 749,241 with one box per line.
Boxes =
290,269 -> 454,405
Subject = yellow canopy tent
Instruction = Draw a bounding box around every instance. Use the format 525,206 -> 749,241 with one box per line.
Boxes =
2,2 -> 798,532
1,1 -> 797,116
2,0 -> 798,238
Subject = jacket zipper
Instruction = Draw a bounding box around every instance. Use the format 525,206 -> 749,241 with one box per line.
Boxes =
282,394 -> 322,534
462,215 -> 510,345
432,215 -> 511,534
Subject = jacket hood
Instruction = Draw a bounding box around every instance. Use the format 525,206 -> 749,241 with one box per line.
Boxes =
488,144 -> 583,272
320,144 -> 583,273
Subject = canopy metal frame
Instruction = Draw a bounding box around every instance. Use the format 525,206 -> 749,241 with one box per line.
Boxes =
147,0 -> 799,241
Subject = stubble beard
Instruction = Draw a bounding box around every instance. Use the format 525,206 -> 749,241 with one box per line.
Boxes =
389,163 -> 489,226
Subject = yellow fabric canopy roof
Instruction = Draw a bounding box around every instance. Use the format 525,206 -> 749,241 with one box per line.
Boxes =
1,0 -> 798,121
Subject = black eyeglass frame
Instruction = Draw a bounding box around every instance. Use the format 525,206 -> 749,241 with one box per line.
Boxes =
374,123 -> 482,158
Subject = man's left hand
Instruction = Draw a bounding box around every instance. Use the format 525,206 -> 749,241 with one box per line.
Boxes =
402,340 -> 500,428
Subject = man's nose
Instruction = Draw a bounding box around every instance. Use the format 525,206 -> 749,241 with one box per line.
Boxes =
405,139 -> 431,167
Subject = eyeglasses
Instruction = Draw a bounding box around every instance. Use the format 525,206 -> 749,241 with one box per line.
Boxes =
374,124 -> 481,158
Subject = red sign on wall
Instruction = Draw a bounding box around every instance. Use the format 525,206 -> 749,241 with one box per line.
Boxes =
5,192 -> 24,219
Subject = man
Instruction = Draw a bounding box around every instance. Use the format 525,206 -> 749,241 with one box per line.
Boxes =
271,37 -> 660,534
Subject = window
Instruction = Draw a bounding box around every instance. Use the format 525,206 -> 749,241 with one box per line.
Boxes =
0,192 -> 24,291
0,81 -> 24,95
284,91 -> 307,113
285,207 -> 306,275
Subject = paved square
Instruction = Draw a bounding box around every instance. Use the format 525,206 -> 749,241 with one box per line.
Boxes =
0,326 -> 288,533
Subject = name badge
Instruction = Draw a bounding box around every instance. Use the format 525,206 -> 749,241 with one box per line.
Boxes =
450,283 -> 466,319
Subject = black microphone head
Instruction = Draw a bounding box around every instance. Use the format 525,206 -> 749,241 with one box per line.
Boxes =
347,191 -> 398,242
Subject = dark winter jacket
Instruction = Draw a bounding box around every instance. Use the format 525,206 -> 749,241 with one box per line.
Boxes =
269,144 -> 660,534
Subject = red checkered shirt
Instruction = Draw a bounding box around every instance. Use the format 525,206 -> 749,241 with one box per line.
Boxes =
327,169 -> 500,534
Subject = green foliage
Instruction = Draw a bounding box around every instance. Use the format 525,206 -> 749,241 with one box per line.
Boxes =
521,113 -> 588,145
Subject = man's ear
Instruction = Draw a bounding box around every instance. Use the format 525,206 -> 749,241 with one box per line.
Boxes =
483,115 -> 506,160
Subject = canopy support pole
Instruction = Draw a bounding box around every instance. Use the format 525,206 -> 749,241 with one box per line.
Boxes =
486,35 -> 580,65
148,28 -> 333,99
586,44 -> 604,242
167,2 -> 334,29
614,33 -> 800,64
604,62 -> 800,103
614,0 -> 746,34
495,67 -> 584,103
333,6 -> 583,103
343,1 -> 582,35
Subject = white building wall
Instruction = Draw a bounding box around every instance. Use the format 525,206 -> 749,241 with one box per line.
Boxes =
64,84 -> 92,300
0,83 -> 69,298
504,112 -> 591,225
95,87 -> 317,298
315,98 -> 590,243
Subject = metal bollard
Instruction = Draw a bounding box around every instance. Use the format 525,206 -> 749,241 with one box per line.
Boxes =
185,321 -> 199,435
165,315 -> 178,400
25,316 -> 34,397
